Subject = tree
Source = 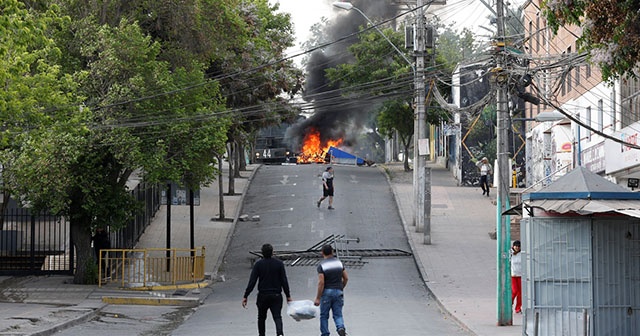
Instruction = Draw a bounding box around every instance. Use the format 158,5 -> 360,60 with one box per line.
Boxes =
214,0 -> 303,195
0,1 -> 81,222
542,0 -> 640,81
377,100 -> 414,171
324,23 -> 470,171
5,1 -> 232,283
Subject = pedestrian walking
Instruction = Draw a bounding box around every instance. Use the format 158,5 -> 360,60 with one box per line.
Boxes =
510,240 -> 522,314
476,157 -> 492,197
314,244 -> 349,336
317,166 -> 335,210
243,243 -> 292,336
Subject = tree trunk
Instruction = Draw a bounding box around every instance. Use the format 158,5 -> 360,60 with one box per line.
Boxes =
234,142 -> 242,178
227,142 -> 236,195
70,219 -> 94,284
403,141 -> 411,172
217,155 -> 225,220
238,143 -> 247,172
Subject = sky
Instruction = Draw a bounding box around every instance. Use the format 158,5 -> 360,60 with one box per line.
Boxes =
270,0 -> 499,54
268,0 -> 518,151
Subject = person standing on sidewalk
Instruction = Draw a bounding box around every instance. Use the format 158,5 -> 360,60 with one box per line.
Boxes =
317,166 -> 335,210
314,244 -> 348,336
476,157 -> 492,197
243,243 -> 292,336
510,240 -> 522,314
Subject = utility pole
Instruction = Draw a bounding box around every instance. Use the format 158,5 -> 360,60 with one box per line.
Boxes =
495,0 -> 512,326
414,0 -> 428,244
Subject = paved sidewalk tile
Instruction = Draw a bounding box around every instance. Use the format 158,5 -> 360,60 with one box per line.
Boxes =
386,162 -> 522,336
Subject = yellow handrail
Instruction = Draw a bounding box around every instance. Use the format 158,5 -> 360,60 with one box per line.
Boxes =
98,247 -> 206,288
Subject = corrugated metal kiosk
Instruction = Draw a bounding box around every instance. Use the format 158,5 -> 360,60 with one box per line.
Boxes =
520,167 -> 640,336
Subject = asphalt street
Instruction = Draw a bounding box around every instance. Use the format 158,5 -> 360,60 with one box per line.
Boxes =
172,164 -> 470,336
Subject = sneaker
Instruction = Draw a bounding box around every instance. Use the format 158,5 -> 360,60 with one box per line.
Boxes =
317,200 -> 321,208
337,328 -> 346,336
328,206 -> 335,210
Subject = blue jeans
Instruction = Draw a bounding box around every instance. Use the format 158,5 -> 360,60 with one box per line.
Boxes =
320,288 -> 345,336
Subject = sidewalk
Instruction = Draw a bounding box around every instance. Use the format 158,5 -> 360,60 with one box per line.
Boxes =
0,161 -> 522,335
385,161 -> 522,336
0,163 -> 257,335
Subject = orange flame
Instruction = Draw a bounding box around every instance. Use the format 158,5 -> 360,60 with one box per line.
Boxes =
297,128 -> 343,163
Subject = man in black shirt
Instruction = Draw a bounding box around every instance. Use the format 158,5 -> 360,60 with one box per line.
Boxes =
243,243 -> 292,336
314,244 -> 349,336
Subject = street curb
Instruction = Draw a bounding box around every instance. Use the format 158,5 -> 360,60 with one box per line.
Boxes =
210,164 -> 261,281
380,163 -> 476,336
124,280 -> 211,292
101,296 -> 200,307
30,304 -> 107,336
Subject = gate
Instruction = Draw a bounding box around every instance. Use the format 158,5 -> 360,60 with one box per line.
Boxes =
0,208 -> 70,275
593,220 -> 640,336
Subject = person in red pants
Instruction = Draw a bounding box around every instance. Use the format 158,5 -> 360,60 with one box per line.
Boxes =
510,240 -> 522,313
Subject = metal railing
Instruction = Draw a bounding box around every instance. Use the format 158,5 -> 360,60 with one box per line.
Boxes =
98,247 -> 205,288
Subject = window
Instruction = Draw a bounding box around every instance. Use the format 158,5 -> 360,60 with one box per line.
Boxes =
561,51 -> 567,96
586,63 -> 591,78
597,99 -> 603,132
621,77 -> 640,128
575,43 -> 580,86
536,16 -> 540,52
586,106 -> 592,141
529,21 -> 533,53
611,90 -> 617,129
567,47 -> 572,92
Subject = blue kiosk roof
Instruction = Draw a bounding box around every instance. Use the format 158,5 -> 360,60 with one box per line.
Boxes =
523,166 -> 640,201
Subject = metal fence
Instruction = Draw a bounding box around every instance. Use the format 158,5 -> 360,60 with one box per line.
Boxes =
0,209 -> 69,275
0,182 -> 162,276
98,247 -> 206,288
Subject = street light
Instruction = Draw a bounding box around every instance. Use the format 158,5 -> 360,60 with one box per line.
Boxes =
513,111 -> 567,122
333,2 -> 430,243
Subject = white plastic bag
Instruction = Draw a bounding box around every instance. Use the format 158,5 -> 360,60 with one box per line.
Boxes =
287,300 -> 319,321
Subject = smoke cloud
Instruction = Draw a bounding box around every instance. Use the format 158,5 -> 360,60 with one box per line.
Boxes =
286,0 -> 400,151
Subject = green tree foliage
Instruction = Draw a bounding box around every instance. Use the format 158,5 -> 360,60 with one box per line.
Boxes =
220,0 -> 304,138
3,0 -> 236,283
2,0 -> 303,283
0,0 -> 83,206
377,100 -> 414,171
325,23 -> 475,171
437,26 -> 478,74
542,0 -> 640,81
324,27 -> 415,171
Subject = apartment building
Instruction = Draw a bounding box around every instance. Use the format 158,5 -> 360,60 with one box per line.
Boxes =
522,0 -> 640,189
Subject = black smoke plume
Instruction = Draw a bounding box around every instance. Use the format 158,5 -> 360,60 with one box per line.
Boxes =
286,0 -> 400,151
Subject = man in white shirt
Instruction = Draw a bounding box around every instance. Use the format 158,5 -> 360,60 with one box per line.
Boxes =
317,167 -> 335,210
476,157 -> 492,197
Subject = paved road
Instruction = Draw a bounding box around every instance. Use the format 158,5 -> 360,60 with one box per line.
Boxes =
172,164 -> 471,336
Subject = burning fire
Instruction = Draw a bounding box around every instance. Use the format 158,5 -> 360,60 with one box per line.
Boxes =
297,128 -> 343,163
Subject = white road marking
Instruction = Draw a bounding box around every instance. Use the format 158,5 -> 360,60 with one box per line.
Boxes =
262,208 -> 294,213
